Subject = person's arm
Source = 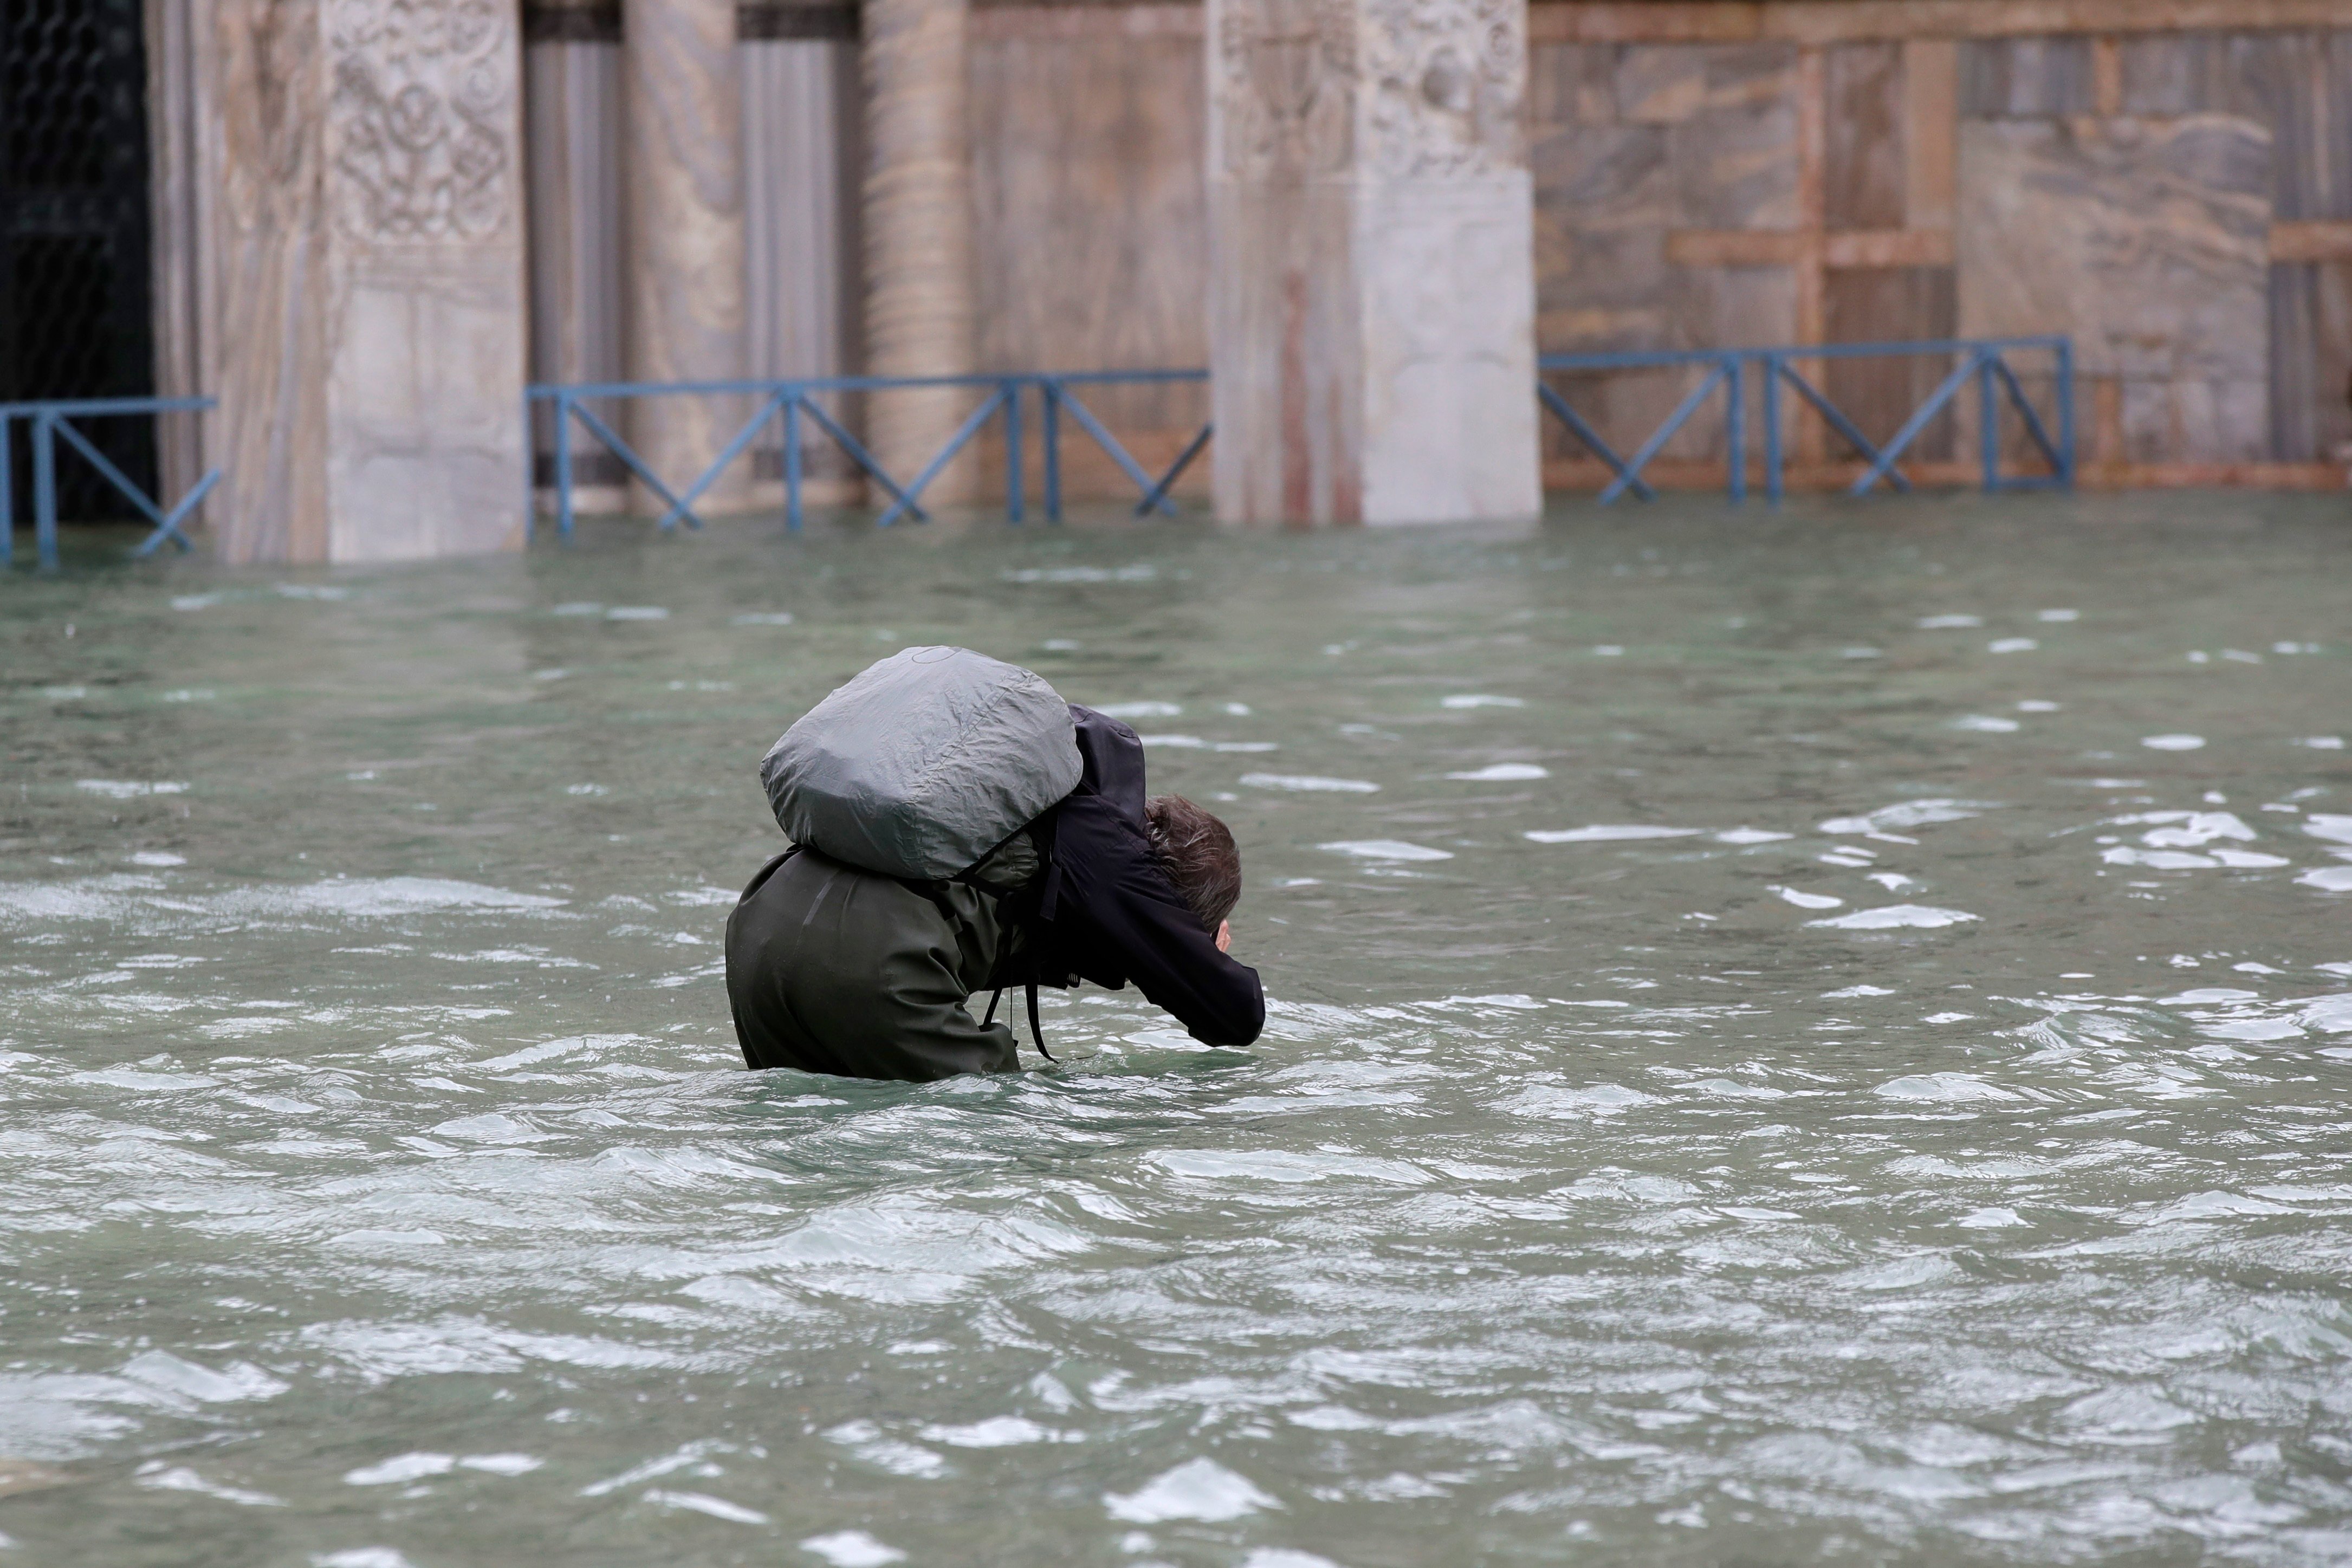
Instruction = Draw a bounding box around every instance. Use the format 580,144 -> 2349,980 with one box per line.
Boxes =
1052,795 -> 1266,1046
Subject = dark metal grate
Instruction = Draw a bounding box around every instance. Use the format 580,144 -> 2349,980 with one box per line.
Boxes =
1,0 -> 154,524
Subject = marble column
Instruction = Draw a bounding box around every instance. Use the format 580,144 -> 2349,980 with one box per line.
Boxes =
524,0 -> 629,508
862,0 -> 977,503
623,0 -> 751,514
743,0 -> 865,500
1208,0 -> 1541,524
203,0 -> 530,563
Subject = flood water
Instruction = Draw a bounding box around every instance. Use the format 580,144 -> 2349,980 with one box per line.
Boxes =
3,493 -> 2349,1567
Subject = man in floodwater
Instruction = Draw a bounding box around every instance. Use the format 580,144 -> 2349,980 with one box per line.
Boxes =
724,663 -> 1265,1081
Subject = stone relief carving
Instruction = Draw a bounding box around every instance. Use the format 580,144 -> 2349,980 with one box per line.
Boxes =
1216,0 -> 1356,177
327,0 -> 514,241
1362,0 -> 1521,178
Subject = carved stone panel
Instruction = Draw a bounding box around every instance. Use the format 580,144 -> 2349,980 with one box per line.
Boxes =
326,0 -> 516,242
1214,0 -> 1356,178
1360,0 -> 1522,179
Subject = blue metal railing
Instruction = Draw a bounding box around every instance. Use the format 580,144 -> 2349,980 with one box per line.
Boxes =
1538,336 -> 2075,504
0,344 -> 2062,567
525,370 -> 1213,539
1,396 -> 221,569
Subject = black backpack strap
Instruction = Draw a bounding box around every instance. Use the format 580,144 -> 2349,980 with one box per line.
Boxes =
982,988 -> 1003,1027
1026,981 -> 1054,1062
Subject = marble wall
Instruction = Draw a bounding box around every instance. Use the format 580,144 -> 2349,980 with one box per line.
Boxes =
1957,113 -> 2273,463
206,0 -> 529,563
624,0 -> 751,512
1207,0 -> 1542,524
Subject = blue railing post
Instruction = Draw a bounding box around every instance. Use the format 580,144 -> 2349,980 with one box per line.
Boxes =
1978,348 -> 1999,493
554,392 -> 576,540
1005,378 -> 1024,523
1725,353 -> 1746,506
32,411 -> 59,571
2056,338 -> 2077,488
1042,379 -> 1063,522
783,391 -> 804,533
1763,354 -> 1784,506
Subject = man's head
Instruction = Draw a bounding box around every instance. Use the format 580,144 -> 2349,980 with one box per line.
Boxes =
1143,795 -> 1242,936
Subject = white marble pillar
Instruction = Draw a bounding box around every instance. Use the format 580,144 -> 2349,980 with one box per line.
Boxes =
524,0 -> 629,510
862,0 -> 977,503
1207,0 -> 1540,524
203,0 -> 530,563
623,0 -> 752,514
743,1 -> 865,500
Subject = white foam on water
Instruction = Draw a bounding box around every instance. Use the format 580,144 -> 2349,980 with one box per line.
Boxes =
77,780 -> 188,799
1215,741 -> 1278,752
2297,866 -> 2352,892
458,1453 -> 543,1475
1988,638 -> 2039,653
605,606 -> 668,621
1243,1552 -> 1346,1568
2038,608 -> 2079,621
1771,886 -> 1844,910
2101,847 -> 2217,870
2142,734 -> 2206,750
642,1489 -> 768,1525
344,1452 -> 455,1486
1320,840 -> 1454,862
1592,645 -> 1625,657
2300,736 -> 2346,749
1525,825 -> 1703,844
1717,827 -> 1793,844
1808,904 -> 1980,930
918,1416 -> 1067,1448
1001,564 -> 1155,583
129,851 -> 185,867
799,1530 -> 907,1566
136,1465 -> 284,1507
1876,1073 -> 2017,1102
1953,715 -> 2021,733
2302,815 -> 2352,845
206,877 -> 567,918
121,1351 -> 287,1403
1917,614 -> 1983,629
1105,1457 -> 1279,1523
1139,734 -> 1204,748
2018,699 -> 2061,712
1441,694 -> 1523,709
311,1551 -> 416,1568
1445,763 -> 1548,781
1096,701 -> 1182,718
1241,773 -> 1378,793
1506,1082 -> 1658,1118
1819,800 -> 1990,834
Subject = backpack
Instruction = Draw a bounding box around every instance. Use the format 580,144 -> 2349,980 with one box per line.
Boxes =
759,646 -> 1083,1058
760,646 -> 1083,880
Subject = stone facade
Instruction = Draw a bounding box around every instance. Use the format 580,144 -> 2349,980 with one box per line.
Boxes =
1207,0 -> 1543,523
204,0 -> 529,562
137,0 -> 2352,563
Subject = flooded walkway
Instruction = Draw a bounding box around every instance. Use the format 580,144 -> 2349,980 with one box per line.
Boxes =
2,493 -> 2348,1565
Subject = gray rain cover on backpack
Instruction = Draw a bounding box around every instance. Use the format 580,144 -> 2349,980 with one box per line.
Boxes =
759,646 -> 1083,880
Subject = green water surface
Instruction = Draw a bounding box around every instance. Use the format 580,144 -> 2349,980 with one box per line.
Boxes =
1,494 -> 2348,1566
